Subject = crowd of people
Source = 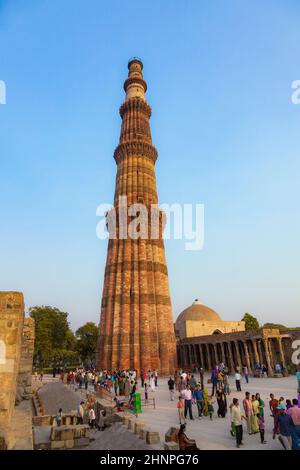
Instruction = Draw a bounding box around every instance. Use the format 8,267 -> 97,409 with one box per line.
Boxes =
172,364 -> 300,450
50,362 -> 300,450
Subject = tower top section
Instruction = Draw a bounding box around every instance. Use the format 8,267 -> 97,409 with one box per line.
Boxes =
124,57 -> 147,101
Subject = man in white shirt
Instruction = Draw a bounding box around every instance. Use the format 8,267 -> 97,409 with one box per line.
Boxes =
183,384 -> 194,420
235,371 -> 242,391
231,398 -> 246,448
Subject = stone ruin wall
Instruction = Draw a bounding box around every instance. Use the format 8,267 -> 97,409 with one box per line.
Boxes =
0,292 -> 35,449
16,317 -> 35,404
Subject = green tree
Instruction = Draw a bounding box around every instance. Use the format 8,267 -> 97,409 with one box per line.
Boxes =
29,306 -> 76,366
242,313 -> 260,330
75,322 -> 98,363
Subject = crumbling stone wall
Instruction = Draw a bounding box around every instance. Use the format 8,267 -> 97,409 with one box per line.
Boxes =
16,317 -> 35,404
0,292 -> 24,448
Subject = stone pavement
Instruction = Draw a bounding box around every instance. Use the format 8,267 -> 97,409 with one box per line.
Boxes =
38,380 -> 85,415
138,374 -> 299,450
85,422 -> 155,450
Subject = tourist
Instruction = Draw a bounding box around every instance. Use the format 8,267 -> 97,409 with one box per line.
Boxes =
150,374 -> 156,392
144,383 -> 148,402
39,370 -> 43,382
217,389 -> 227,418
256,392 -> 265,418
296,367 -> 300,391
235,370 -> 242,392
96,409 -> 106,431
287,398 -> 300,438
285,399 -> 292,411
243,365 -> 249,384
269,393 -> 279,423
223,372 -> 230,395
177,395 -> 185,425
207,396 -> 215,420
189,374 -> 197,391
88,407 -> 96,429
193,383 -> 204,419
258,414 -> 267,444
199,367 -> 204,389
273,404 -> 294,450
168,376 -> 175,401
84,372 -> 89,392
77,401 -> 85,425
251,394 -> 259,433
211,367 -> 218,396
154,369 -> 158,387
140,369 -> 145,388
56,408 -> 63,426
178,424 -> 198,450
183,384 -> 194,420
124,377 -> 130,397
231,398 -> 246,448
243,392 -> 254,434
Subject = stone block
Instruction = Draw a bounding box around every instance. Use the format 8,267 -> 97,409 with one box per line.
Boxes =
65,439 -> 74,449
146,431 -> 160,445
139,428 -> 148,440
74,437 -> 90,448
127,418 -> 135,430
164,441 -> 179,450
50,440 -> 65,449
134,421 -> 144,435
122,415 -> 129,426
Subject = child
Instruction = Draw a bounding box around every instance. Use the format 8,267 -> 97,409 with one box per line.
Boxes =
258,414 -> 267,444
207,397 -> 215,420
56,408 -> 63,426
177,396 -> 185,425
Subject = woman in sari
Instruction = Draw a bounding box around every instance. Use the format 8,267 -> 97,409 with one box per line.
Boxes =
252,394 -> 260,433
202,386 -> 209,416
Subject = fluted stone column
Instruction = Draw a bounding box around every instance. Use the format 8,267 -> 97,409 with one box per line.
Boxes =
263,339 -> 274,377
213,343 -> 218,366
205,344 -> 212,371
252,339 -> 260,366
220,342 -> 226,364
234,341 -> 242,370
243,341 -> 252,374
199,344 -> 204,368
277,338 -> 288,376
228,342 -> 235,373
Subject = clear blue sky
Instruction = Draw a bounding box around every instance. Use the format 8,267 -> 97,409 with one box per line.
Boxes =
1,0 -> 299,330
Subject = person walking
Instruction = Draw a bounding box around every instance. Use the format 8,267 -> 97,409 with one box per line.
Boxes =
287,398 -> 300,438
177,395 -> 185,425
56,408 -> 63,426
243,365 -> 249,384
258,414 -> 267,444
273,404 -> 294,450
235,370 -> 242,392
193,383 -> 204,419
168,376 -> 175,401
183,384 -> 194,420
231,398 -> 246,448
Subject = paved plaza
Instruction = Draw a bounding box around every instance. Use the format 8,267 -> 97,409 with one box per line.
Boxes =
36,373 -> 299,450
137,374 -> 299,450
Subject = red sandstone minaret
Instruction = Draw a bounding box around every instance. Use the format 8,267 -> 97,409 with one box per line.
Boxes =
96,58 -> 176,374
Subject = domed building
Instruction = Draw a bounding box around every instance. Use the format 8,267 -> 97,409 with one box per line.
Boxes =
175,299 -> 245,340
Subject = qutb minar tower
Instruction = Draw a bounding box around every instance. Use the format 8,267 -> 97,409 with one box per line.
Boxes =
96,59 -> 177,374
